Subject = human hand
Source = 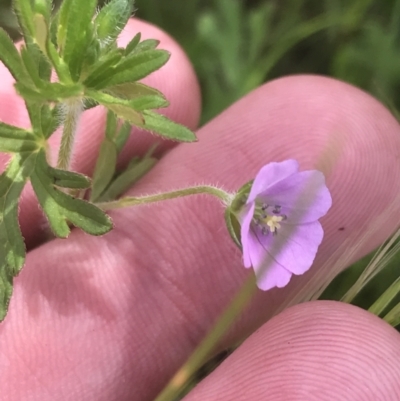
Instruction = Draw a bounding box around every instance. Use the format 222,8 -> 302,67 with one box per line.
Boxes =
1,19 -> 400,401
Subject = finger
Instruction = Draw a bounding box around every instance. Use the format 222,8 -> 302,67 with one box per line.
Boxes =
183,301 -> 400,401
0,18 -> 201,247
2,76 -> 400,401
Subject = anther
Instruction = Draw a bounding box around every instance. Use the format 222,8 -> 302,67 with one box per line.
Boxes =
272,205 -> 281,214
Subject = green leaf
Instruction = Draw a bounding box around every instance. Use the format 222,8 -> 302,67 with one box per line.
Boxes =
133,39 -> 160,52
15,81 -> 83,103
89,49 -> 170,89
13,0 -> 35,39
94,0 -> 133,45
106,82 -> 165,100
83,52 -> 123,88
57,0 -> 97,80
32,13 -> 48,54
98,156 -> 157,202
90,139 -> 117,202
20,45 -> 47,89
86,90 -> 144,125
47,168 -> 91,190
0,122 -> 38,152
30,149 -> 112,238
0,152 -> 36,321
129,95 -> 169,111
33,0 -> 52,22
0,28 -> 31,84
125,32 -> 141,54
140,111 -> 197,142
115,121 -> 132,153
105,110 -> 118,141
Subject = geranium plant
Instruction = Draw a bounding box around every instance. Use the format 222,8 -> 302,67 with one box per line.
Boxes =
0,1 -> 334,400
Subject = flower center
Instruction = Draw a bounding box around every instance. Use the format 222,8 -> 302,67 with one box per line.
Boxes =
254,203 -> 286,235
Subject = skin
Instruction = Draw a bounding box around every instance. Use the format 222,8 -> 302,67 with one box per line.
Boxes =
0,18 -> 400,401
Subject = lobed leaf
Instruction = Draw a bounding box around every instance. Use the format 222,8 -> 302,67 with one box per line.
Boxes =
97,156 -> 157,202
140,110 -> 197,142
125,32 -> 141,55
86,49 -> 170,89
90,139 -> 117,202
94,0 -> 133,46
0,122 -> 38,152
30,149 -> 112,238
15,81 -> 83,103
57,0 -> 97,81
106,82 -> 165,100
13,0 -> 35,39
0,152 -> 36,321
83,52 -> 123,88
0,28 -> 31,84
114,121 -> 132,153
132,39 -> 161,52
86,90 -> 144,125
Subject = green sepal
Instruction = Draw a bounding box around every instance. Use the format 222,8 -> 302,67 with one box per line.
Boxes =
30,149 -> 112,238
90,139 -> 117,202
224,207 -> 242,249
0,28 -> 31,84
87,49 -> 170,89
230,181 -> 253,213
94,0 -> 133,45
224,180 -> 254,249
57,0 -> 97,81
140,111 -> 197,142
0,152 -> 36,321
0,122 -> 38,152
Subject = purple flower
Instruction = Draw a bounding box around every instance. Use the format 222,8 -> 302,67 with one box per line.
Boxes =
239,160 -> 332,290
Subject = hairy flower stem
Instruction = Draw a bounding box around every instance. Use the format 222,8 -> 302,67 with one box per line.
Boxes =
56,99 -> 83,170
96,186 -> 233,210
153,275 -> 258,401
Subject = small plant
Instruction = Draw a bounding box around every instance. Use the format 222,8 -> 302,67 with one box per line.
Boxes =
2,1 -> 400,400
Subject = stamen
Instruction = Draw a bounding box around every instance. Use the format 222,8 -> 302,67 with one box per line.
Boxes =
272,205 -> 281,214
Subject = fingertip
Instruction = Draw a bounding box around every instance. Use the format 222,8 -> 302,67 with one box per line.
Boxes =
185,301 -> 400,401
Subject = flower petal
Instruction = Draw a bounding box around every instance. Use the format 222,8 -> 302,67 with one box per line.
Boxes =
267,221 -> 324,275
244,226 -> 293,290
258,170 -> 332,224
247,160 -> 299,204
240,202 -> 255,268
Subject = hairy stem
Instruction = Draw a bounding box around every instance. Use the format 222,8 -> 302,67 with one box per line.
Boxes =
56,99 -> 83,170
96,185 -> 233,210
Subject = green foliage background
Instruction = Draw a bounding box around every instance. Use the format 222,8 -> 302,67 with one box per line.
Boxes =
0,0 -> 400,316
